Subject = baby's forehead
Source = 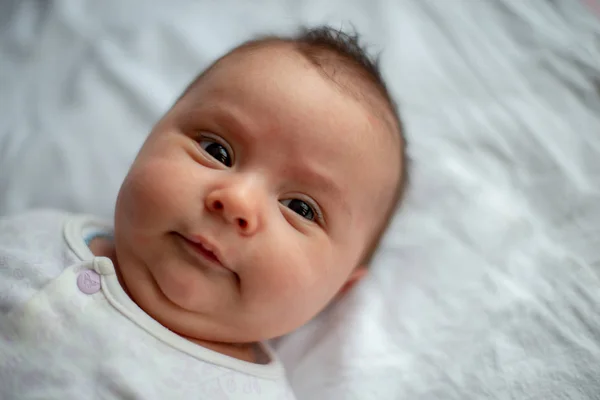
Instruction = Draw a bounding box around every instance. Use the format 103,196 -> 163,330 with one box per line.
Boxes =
194,42 -> 400,143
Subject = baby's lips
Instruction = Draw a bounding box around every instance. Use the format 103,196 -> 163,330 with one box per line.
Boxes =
181,232 -> 235,273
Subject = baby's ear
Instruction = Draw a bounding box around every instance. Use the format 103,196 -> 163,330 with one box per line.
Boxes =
337,266 -> 368,296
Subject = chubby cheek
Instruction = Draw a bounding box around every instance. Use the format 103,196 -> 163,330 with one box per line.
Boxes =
241,231 -> 352,333
114,152 -> 212,306
117,155 -> 197,238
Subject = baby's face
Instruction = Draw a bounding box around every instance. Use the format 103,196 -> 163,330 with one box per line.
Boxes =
114,45 -> 401,344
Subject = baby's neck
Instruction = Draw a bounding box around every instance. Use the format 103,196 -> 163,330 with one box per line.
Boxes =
88,237 -> 261,364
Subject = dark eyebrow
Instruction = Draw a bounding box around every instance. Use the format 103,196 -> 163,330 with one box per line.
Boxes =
291,165 -> 351,218
196,102 -> 256,146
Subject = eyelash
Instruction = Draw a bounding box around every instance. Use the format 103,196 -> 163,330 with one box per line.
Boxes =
309,203 -> 324,223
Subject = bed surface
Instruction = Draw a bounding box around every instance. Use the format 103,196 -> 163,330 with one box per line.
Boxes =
1,1 -> 600,398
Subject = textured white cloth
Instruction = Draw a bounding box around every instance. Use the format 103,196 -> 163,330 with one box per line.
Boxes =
2,1 -> 600,399
0,210 -> 295,400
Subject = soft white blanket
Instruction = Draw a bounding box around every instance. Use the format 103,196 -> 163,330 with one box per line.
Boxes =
1,1 -> 599,398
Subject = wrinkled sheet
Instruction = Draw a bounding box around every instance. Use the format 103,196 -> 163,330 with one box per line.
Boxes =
1,0 -> 600,398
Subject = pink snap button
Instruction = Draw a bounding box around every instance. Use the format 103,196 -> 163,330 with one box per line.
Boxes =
77,270 -> 101,294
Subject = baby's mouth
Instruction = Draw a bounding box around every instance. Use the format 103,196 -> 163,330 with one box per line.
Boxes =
175,232 -> 232,274
194,242 -> 219,263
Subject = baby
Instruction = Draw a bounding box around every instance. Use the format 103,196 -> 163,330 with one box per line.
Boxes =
0,26 -> 407,399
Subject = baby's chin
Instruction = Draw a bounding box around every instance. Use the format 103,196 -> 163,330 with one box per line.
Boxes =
151,284 -> 294,344
116,257 -> 253,341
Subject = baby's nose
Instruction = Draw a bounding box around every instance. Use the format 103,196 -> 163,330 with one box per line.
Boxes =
205,184 -> 260,234
208,198 -> 250,230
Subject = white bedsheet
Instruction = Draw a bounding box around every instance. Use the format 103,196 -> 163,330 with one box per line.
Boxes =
1,0 -> 600,398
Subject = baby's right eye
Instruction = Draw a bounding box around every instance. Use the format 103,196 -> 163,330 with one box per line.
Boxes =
199,138 -> 233,167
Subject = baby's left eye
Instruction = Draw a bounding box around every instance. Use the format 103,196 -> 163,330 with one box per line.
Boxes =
280,199 -> 316,221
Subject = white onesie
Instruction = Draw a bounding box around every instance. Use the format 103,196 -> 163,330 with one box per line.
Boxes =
0,210 -> 295,399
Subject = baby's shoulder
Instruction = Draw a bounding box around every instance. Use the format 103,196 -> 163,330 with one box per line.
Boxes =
0,209 -> 89,314
0,208 -> 70,237
0,209 -> 76,260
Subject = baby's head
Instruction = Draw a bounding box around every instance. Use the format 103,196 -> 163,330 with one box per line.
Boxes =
113,26 -> 407,347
